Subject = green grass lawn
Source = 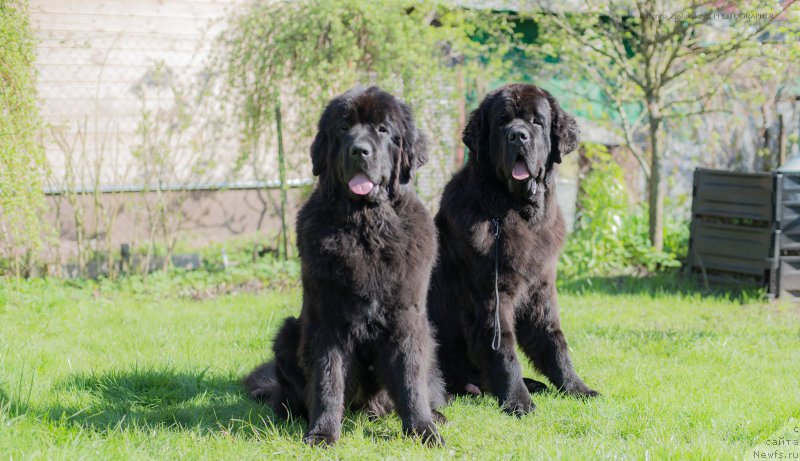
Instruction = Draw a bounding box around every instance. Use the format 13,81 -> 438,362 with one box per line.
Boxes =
1,274 -> 798,460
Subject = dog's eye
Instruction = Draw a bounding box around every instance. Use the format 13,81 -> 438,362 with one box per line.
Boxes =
532,119 -> 543,127
339,123 -> 350,132
377,125 -> 389,134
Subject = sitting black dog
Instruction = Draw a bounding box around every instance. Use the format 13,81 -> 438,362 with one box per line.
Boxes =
428,83 -> 599,415
245,86 -> 446,446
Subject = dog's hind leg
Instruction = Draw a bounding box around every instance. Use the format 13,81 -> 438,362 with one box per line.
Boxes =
522,377 -> 549,394
243,360 -> 280,404
361,390 -> 396,420
244,316 -> 308,419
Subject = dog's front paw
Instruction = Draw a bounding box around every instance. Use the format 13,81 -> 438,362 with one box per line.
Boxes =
575,388 -> 600,398
432,409 -> 448,425
563,382 -> 601,398
408,421 -> 445,447
501,394 -> 535,416
500,380 -> 536,416
303,430 -> 338,447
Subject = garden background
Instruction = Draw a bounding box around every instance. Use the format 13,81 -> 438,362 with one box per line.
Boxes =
1,0 -> 799,459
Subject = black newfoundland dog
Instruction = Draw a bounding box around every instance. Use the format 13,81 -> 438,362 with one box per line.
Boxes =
245,86 -> 446,446
428,83 -> 599,416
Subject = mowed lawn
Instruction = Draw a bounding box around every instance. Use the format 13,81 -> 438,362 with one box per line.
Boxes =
1,275 -> 799,460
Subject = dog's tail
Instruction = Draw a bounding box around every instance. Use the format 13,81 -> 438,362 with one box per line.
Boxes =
243,360 -> 279,403
243,316 -> 305,419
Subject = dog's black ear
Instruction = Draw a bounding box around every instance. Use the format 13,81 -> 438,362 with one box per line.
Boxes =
399,104 -> 429,184
462,106 -> 481,158
310,130 -> 327,177
462,89 -> 499,162
311,93 -> 345,177
546,93 -> 579,163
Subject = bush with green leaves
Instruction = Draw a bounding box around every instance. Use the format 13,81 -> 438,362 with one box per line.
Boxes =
213,0 -> 517,206
560,144 -> 687,277
0,0 -> 45,276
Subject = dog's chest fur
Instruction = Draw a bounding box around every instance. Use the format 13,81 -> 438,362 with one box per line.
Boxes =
298,192 -> 434,309
500,211 -> 562,277
441,190 -> 565,313
319,212 -> 407,293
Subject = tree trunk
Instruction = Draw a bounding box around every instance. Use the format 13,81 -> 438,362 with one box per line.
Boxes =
647,96 -> 664,251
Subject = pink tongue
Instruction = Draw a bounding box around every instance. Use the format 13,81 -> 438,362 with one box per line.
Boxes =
348,173 -> 375,195
512,161 -> 531,180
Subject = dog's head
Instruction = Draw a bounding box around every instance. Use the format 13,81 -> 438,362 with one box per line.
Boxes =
310,86 -> 428,203
462,84 -> 579,200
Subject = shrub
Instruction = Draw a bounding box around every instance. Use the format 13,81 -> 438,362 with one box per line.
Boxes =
0,0 -> 46,276
214,0 -> 517,208
560,144 -> 688,277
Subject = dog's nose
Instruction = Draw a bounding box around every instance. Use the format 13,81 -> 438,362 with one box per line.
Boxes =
507,127 -> 529,143
350,143 -> 372,157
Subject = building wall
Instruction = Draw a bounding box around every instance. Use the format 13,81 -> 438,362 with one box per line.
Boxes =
30,0 -> 246,183
44,186 -> 306,262
29,0 -> 580,259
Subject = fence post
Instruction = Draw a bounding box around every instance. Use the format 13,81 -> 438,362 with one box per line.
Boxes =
275,101 -> 289,261
120,243 -> 130,275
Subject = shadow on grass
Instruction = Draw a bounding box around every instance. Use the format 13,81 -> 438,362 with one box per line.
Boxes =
558,269 -> 764,303
0,386 -> 16,417
36,367 -> 389,442
0,376 -> 33,419
39,367 -> 306,439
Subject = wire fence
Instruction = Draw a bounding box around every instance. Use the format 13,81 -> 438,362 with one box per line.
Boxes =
26,1 -> 461,277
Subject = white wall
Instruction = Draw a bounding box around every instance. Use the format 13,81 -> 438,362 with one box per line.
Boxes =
30,0 -> 246,185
